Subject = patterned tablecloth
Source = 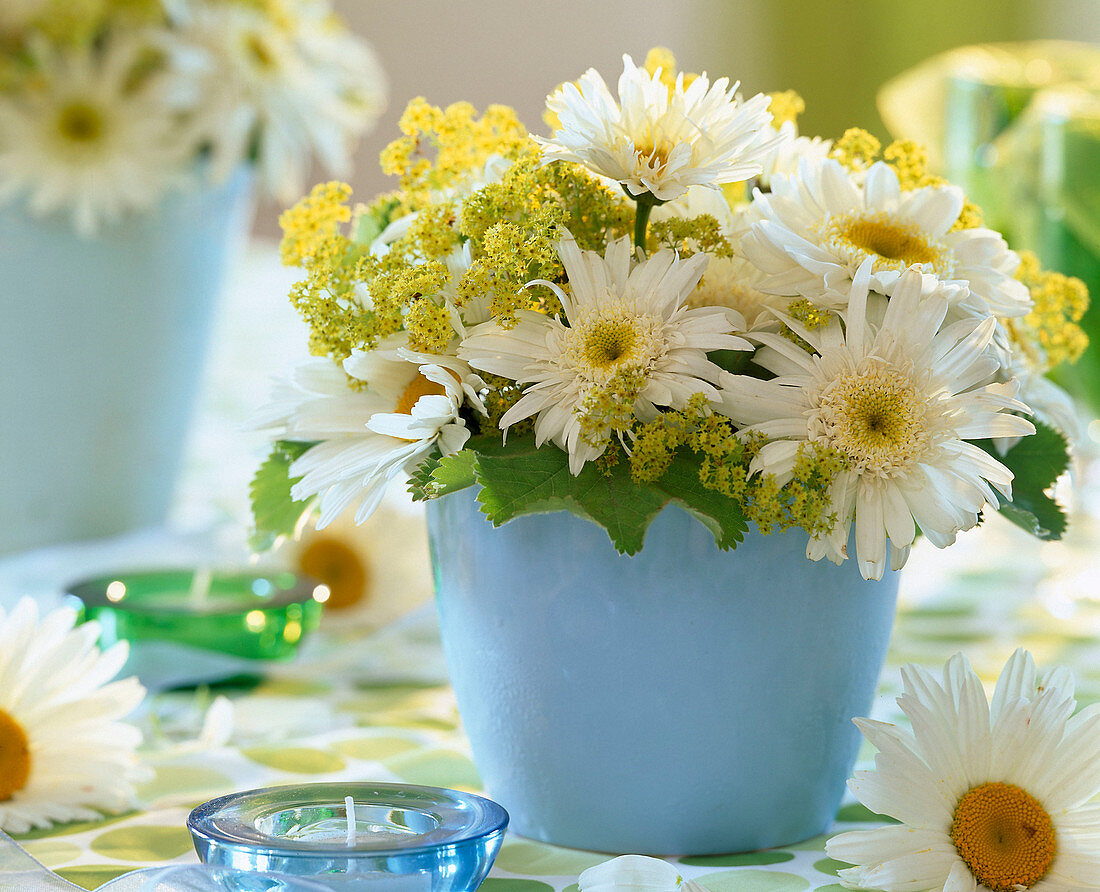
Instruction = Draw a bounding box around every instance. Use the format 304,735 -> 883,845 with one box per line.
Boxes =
3,245 -> 1099,891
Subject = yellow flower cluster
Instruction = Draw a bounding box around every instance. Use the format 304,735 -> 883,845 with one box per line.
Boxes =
455,144 -> 630,324
282,102 -> 631,365
787,298 -> 832,330
766,90 -> 805,127
278,181 -> 393,361
629,395 -> 844,536
829,128 -> 881,172
477,373 -> 533,437
279,180 -> 352,267
1007,251 -> 1089,370
648,215 -> 733,259
380,98 -> 528,214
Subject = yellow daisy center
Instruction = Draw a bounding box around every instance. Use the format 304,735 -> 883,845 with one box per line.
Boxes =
394,373 -> 446,416
56,102 -> 105,144
634,138 -> 673,171
816,365 -> 930,476
0,708 -> 31,801
298,536 -> 368,610
583,318 -> 638,368
567,305 -> 664,388
950,782 -> 1056,892
822,212 -> 952,276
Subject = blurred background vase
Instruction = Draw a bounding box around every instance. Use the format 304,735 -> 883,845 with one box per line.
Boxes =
0,169 -> 255,555
879,40 -> 1100,412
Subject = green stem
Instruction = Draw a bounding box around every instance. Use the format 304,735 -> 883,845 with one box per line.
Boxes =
633,196 -> 655,251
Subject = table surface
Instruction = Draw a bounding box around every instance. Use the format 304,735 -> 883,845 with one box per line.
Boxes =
3,245 -> 1100,891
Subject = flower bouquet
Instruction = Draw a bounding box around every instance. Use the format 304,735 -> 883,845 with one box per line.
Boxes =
0,0 -> 386,552
254,49 -> 1088,852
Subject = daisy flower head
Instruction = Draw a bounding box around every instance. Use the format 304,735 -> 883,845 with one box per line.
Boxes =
827,649 -> 1100,892
740,158 -> 1032,320
0,34 -> 192,236
719,260 -> 1035,580
685,253 -> 787,332
253,339 -> 484,529
168,0 -> 386,202
0,598 -> 146,834
536,53 -> 780,203
458,231 -> 752,474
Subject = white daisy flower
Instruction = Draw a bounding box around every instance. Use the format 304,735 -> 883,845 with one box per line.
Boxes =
0,35 -> 192,236
827,650 -> 1100,892
719,261 -> 1035,580
254,338 -> 484,528
686,253 -> 786,332
579,855 -> 707,892
536,53 -> 780,203
740,158 -> 1032,319
0,598 -> 146,834
458,232 -> 751,474
168,0 -> 386,202
754,119 -> 832,190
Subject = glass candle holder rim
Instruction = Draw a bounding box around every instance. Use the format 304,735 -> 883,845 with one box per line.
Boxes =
187,782 -> 509,856
66,567 -> 326,615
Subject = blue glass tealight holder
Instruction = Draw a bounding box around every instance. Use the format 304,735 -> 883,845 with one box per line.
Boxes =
187,782 -> 508,891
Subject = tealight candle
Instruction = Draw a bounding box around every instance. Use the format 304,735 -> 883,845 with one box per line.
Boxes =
67,569 -> 327,688
188,782 -> 508,891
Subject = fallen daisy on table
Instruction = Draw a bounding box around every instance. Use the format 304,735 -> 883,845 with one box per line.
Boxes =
0,597 -> 147,833
578,855 -> 707,891
826,649 -> 1100,892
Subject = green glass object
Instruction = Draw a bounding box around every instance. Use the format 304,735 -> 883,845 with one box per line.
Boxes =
879,41 -> 1100,412
67,569 -> 327,688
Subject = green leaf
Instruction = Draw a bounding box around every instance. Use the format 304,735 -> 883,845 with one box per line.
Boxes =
408,449 -> 478,501
974,422 -> 1070,540
472,436 -> 671,555
249,440 -> 316,551
430,450 -> 478,497
407,452 -> 441,501
653,451 -> 748,549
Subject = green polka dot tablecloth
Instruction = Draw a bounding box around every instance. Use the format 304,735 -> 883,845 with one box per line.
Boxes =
8,499 -> 1100,891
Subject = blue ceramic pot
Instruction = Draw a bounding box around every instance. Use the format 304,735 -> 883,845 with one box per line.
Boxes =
0,170 -> 254,554
427,488 -> 899,855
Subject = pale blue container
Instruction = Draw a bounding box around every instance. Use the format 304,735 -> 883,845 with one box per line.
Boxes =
0,170 -> 254,554
428,489 -> 899,855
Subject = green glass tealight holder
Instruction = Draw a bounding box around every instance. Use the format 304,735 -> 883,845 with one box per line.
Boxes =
67,569 -> 328,689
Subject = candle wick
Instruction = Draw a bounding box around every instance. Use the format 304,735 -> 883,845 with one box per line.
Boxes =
345,795 -> 355,846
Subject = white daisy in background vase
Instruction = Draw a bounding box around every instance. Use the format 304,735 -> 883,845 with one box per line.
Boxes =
0,0 -> 386,232
827,650 -> 1100,892
537,53 -> 781,204
166,0 -> 386,202
254,340 -> 485,528
459,232 -> 752,474
0,35 -> 191,235
719,261 -> 1035,580
0,598 -> 146,834
741,158 -> 1032,320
